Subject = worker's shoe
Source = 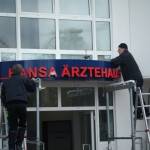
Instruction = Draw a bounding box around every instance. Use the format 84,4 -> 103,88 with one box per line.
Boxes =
135,109 -> 142,120
16,127 -> 26,150
136,113 -> 143,120
9,130 -> 17,150
16,144 -> 22,150
145,108 -> 150,117
136,109 -> 150,119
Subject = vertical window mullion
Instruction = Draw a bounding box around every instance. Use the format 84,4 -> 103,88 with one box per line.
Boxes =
91,0 -> 97,59
55,0 -> 60,59
16,0 -> 21,60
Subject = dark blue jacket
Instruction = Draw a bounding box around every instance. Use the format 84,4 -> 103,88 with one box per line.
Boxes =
111,50 -> 143,86
1,75 -> 36,106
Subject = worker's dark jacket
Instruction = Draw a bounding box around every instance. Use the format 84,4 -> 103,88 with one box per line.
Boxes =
111,50 -> 143,86
1,75 -> 36,107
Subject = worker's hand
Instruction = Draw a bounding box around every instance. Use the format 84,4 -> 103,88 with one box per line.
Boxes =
31,78 -> 36,81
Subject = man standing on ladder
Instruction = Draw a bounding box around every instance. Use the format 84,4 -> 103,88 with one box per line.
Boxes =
111,43 -> 149,119
1,64 -> 36,150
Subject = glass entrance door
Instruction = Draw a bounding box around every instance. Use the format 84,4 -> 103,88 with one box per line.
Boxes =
80,111 -> 95,150
36,111 -> 96,150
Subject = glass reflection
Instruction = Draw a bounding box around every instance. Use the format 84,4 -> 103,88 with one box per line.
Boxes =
98,87 -> 113,106
95,0 -> 110,18
61,87 -> 94,106
60,20 -> 92,50
21,0 -> 53,13
96,22 -> 111,51
21,18 -> 56,49
98,55 -> 111,61
99,110 -> 114,141
22,53 -> 55,60
40,87 -> 58,107
60,0 -> 90,15
1,53 -> 16,61
0,0 -> 16,13
61,54 -> 92,60
0,17 -> 16,48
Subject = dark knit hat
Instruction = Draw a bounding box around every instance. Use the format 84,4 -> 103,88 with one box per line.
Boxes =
12,64 -> 23,75
118,43 -> 128,50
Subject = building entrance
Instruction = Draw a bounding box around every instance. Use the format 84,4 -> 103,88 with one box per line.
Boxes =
40,111 -> 94,150
43,120 -> 72,150
26,81 -> 115,150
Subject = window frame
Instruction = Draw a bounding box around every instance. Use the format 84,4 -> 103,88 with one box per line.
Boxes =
0,0 -> 112,61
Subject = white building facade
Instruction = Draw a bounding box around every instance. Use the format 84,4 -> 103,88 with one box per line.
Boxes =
0,0 -> 150,150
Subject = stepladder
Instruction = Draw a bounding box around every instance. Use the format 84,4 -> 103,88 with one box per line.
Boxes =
0,106 -> 8,150
135,87 -> 150,144
0,105 -> 27,150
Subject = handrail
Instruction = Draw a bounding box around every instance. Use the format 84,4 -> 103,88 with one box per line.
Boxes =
105,80 -> 137,150
104,80 -> 136,92
108,137 -> 143,150
26,139 -> 45,150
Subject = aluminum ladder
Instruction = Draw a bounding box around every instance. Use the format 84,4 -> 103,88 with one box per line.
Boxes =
135,87 -> 150,144
0,82 -> 27,150
104,80 -> 143,150
0,107 -> 28,150
0,105 -> 8,150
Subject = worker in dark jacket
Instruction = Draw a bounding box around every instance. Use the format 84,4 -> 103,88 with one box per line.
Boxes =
111,43 -> 149,118
1,64 -> 36,150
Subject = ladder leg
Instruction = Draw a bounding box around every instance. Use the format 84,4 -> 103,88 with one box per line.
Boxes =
134,90 -> 138,131
23,137 -> 27,150
129,88 -> 136,150
106,92 -> 111,150
138,88 -> 150,142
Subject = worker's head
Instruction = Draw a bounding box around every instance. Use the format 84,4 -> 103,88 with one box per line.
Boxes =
12,64 -> 23,75
118,43 -> 128,55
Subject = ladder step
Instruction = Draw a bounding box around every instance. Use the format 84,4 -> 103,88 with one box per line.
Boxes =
136,129 -> 150,133
141,93 -> 150,96
146,117 -> 150,120
0,135 -> 8,139
137,105 -> 150,108
136,130 -> 145,133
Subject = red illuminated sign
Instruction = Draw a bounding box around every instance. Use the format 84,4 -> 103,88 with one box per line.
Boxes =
8,65 -> 120,79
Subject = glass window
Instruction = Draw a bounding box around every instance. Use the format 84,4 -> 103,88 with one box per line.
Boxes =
22,53 -> 55,60
80,112 -> 91,145
98,88 -> 113,106
59,0 -> 90,15
61,54 -> 92,60
0,17 -> 16,48
28,92 -> 36,107
27,112 -> 37,149
1,53 -> 16,61
95,0 -> 110,18
0,0 -> 16,13
98,55 -> 111,61
99,110 -> 114,141
59,20 -> 92,50
21,18 -> 56,49
96,22 -> 111,51
61,87 -> 94,106
40,87 -> 58,107
21,0 -> 53,13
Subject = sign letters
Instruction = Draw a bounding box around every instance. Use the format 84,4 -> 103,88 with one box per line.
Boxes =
0,59 -> 121,81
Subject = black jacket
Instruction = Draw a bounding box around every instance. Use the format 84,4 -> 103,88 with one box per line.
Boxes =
111,50 -> 143,86
1,75 -> 36,106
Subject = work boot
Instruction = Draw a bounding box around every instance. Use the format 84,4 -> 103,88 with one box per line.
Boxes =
16,144 -> 22,150
8,130 -> 17,150
145,108 -> 150,117
136,108 -> 150,119
16,127 -> 26,150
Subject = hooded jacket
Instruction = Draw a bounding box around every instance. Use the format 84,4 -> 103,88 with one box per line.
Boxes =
111,50 -> 143,86
1,75 -> 36,106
